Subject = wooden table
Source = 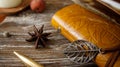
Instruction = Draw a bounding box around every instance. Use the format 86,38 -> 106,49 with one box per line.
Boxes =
0,0 -> 97,67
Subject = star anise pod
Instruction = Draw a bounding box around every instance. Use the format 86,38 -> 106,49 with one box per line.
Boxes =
26,25 -> 51,49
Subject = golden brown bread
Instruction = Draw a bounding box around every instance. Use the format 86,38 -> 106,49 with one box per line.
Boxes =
51,4 -> 120,67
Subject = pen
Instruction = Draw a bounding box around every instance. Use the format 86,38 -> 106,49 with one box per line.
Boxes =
14,51 -> 44,67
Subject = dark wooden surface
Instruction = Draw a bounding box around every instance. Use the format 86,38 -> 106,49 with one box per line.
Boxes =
0,0 -> 97,67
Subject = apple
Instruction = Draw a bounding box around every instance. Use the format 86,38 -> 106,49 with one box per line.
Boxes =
30,0 -> 46,13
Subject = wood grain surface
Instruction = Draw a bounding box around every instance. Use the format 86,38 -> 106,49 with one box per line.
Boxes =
0,0 -> 97,67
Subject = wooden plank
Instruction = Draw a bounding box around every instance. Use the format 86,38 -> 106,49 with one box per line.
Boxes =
0,0 -> 97,67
